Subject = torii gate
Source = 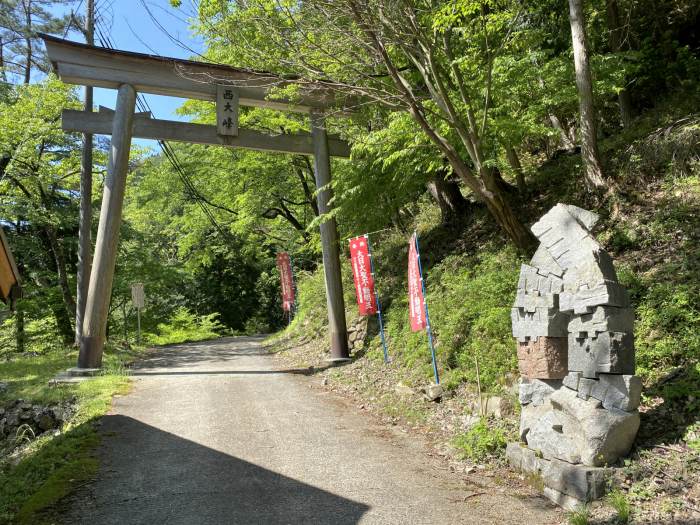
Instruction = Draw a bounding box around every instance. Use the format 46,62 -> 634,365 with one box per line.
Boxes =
41,34 -> 351,369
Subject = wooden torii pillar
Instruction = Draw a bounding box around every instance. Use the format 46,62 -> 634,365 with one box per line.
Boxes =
41,34 -> 352,368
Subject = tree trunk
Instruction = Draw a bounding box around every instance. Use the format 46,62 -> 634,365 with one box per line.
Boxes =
53,301 -> 74,344
568,0 -> 606,188
606,0 -> 633,128
23,0 -> 31,84
505,146 -> 526,194
46,227 -> 76,328
15,304 -> 25,353
549,114 -> 577,151
76,0 -> 95,345
450,160 -> 537,252
0,36 -> 5,82
427,172 -> 469,224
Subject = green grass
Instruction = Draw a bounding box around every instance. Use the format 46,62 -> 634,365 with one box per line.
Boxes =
606,489 -> 632,523
566,504 -> 590,525
0,346 -> 133,524
451,418 -> 508,462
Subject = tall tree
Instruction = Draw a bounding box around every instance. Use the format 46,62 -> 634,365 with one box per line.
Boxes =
74,0 -> 94,345
0,0 -> 70,84
194,0 -> 537,250
606,0 -> 633,128
567,0 -> 606,188
0,80 -> 84,342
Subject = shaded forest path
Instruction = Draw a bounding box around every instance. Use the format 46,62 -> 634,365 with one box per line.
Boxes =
60,336 -> 560,524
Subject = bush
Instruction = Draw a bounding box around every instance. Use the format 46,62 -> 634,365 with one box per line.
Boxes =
145,307 -> 225,345
451,418 -> 507,462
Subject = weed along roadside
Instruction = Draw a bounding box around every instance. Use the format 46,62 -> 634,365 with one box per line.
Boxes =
0,345 -> 136,524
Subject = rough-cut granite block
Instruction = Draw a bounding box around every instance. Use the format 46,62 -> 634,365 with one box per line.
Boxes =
517,337 -> 568,379
506,442 -> 610,506
562,251 -> 619,291
568,307 -> 635,335
575,374 -> 642,412
549,388 -> 639,467
529,244 -> 564,278
562,204 -> 599,231
520,402 -> 551,441
563,371 -> 582,391
513,290 -> 557,312
569,332 -> 635,378
519,379 -> 562,406
512,307 -> 569,341
559,281 -> 630,315
517,264 -> 564,295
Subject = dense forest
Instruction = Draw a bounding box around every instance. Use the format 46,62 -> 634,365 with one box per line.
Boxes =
0,0 -> 698,521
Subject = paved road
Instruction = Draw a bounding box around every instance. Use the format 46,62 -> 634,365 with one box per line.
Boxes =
61,337 -> 559,524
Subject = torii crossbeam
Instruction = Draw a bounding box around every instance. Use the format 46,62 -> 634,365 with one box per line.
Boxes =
41,34 -> 352,368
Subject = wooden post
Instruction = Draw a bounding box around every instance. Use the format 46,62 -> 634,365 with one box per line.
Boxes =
78,83 -> 136,368
310,110 -> 349,361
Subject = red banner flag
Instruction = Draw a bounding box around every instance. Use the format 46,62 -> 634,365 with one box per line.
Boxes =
276,252 -> 295,312
349,236 -> 378,316
408,233 -> 427,331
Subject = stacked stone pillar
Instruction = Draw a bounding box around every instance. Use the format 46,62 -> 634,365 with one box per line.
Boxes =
507,204 -> 640,509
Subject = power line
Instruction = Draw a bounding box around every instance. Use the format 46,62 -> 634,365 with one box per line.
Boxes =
92,8 -> 234,242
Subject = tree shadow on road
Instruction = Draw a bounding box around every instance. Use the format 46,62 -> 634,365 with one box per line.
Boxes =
58,415 -> 370,524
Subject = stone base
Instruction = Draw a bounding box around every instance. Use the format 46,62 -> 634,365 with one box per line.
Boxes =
506,442 -> 611,509
49,371 -> 97,385
66,367 -> 101,377
325,357 -> 352,366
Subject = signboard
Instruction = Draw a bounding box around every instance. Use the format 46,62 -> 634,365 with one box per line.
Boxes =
216,84 -> 239,136
408,233 -> 427,332
349,235 -> 377,316
131,283 -> 145,309
0,227 -> 21,309
276,252 -> 295,312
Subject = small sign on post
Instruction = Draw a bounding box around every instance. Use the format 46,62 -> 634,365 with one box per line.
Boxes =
131,282 -> 145,345
216,85 -> 239,136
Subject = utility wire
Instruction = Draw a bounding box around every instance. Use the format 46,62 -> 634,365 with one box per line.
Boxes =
92,11 -> 233,242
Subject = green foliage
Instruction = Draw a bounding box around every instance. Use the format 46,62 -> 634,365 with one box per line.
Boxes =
607,489 -> 632,524
0,346 -> 132,523
451,418 -> 507,462
566,505 -> 591,525
634,283 -> 700,379
145,307 -> 226,346
0,316 -> 64,359
288,227 -> 518,391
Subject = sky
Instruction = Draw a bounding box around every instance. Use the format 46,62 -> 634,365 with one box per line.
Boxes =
52,0 -> 206,148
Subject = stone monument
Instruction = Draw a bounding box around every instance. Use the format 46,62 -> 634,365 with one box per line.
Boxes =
506,203 -> 640,509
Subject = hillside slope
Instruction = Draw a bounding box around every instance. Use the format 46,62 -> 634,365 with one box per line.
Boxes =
270,98 -> 700,523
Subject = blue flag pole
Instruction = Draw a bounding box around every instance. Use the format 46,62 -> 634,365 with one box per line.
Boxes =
365,234 -> 390,363
414,232 -> 439,385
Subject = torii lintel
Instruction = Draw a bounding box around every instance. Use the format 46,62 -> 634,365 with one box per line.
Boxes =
40,33 -> 354,114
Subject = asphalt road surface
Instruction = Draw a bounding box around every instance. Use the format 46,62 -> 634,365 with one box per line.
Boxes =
60,336 -> 559,524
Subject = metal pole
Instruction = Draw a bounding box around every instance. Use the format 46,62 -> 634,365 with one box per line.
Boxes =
365,234 -> 389,363
78,84 -> 137,369
414,232 -> 440,384
310,110 -> 349,361
75,0 -> 95,346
